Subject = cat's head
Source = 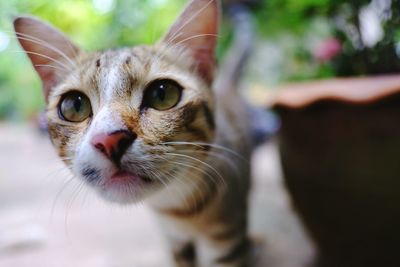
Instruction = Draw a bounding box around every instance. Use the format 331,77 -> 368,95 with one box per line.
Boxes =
14,0 -> 220,204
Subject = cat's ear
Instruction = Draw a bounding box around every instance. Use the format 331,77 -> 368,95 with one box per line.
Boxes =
161,0 -> 219,85
13,16 -> 80,101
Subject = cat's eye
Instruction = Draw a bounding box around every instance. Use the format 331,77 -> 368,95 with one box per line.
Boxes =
58,91 -> 92,122
143,79 -> 183,111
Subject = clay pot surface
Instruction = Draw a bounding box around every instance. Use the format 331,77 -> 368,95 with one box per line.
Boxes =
271,75 -> 400,267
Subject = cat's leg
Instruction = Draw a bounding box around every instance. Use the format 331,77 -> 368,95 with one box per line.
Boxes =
158,216 -> 197,267
196,221 -> 251,267
195,173 -> 251,267
170,239 -> 197,267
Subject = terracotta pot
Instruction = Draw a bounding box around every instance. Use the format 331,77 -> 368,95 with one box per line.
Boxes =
270,75 -> 400,267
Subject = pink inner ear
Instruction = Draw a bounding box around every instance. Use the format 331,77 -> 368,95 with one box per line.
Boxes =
38,67 -> 60,99
193,48 -> 217,85
162,0 -> 219,85
13,16 -> 80,101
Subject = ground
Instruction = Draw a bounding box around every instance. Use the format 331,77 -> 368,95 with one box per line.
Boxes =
0,123 -> 314,267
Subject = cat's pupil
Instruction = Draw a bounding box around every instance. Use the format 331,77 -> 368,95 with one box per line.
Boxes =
156,86 -> 166,101
74,97 -> 82,112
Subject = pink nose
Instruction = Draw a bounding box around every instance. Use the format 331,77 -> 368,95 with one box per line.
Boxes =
91,130 -> 136,164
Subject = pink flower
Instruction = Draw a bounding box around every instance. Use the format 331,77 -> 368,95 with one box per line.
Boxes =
314,38 -> 342,62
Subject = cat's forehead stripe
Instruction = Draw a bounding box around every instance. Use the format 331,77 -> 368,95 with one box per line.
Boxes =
94,50 -> 131,102
104,64 -> 121,101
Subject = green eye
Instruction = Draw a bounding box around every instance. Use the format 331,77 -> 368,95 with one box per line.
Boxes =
143,79 -> 183,111
58,91 -> 92,122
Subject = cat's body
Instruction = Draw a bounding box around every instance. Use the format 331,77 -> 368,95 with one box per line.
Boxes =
150,66 -> 253,266
14,0 -> 257,266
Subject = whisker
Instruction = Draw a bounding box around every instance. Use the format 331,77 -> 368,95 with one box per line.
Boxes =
165,152 -> 226,187
167,168 -> 203,214
39,164 -> 73,195
156,162 -> 208,215
10,50 -> 73,72
138,154 -> 210,213
160,155 -> 222,189
174,33 -> 219,47
14,33 -> 76,68
172,148 -> 243,177
155,167 -> 193,211
161,141 -> 247,162
166,0 -> 215,44
63,180 -> 85,237
174,148 -> 236,164
34,64 -> 67,72
78,183 -> 92,209
49,174 -> 76,221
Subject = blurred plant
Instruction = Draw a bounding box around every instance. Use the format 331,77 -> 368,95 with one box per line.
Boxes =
330,0 -> 400,76
252,0 -> 400,81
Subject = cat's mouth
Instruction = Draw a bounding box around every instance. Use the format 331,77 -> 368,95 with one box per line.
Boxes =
103,169 -> 153,188
88,168 -> 157,204
114,170 -> 152,182
79,159 -> 164,203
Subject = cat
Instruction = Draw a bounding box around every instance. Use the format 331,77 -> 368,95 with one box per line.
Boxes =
14,0 -> 258,266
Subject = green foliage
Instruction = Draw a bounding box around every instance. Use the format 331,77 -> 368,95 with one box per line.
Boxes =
254,0 -> 329,36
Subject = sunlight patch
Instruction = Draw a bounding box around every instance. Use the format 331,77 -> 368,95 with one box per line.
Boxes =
0,31 -> 10,52
92,0 -> 115,14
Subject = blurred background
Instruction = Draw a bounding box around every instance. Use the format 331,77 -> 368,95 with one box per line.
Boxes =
1,0 -> 400,120
1,0 -> 400,267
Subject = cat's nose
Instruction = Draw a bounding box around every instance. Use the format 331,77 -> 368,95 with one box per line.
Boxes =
91,130 -> 136,165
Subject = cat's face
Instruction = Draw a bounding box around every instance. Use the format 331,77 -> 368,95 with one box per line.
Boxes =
15,0 -> 219,204
47,46 -> 216,204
